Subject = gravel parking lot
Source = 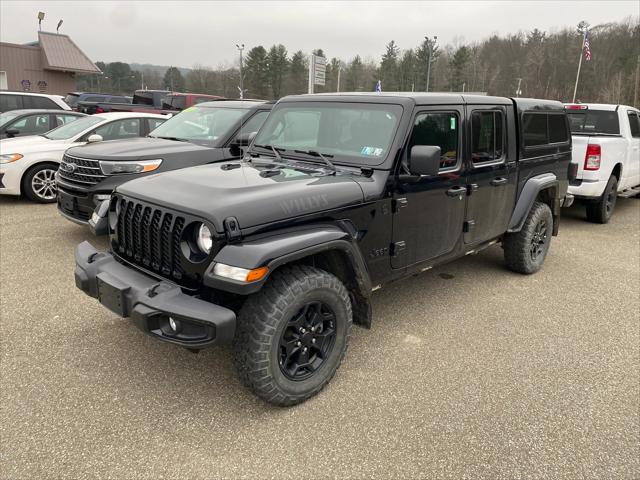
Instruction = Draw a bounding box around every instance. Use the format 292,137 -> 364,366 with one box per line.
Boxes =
1,196 -> 638,479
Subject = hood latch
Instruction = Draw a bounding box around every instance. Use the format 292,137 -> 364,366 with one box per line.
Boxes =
223,216 -> 242,243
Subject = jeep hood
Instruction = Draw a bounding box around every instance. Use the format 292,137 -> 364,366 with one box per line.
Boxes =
66,137 -> 217,161
116,161 -> 365,232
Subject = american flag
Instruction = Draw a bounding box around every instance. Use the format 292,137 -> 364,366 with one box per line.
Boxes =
583,30 -> 592,61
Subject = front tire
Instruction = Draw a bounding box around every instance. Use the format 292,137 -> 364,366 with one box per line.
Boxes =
585,175 -> 617,224
22,163 -> 58,203
503,201 -> 553,274
233,265 -> 352,406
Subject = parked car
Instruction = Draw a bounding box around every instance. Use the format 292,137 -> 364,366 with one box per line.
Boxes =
564,103 -> 640,222
0,112 -> 167,203
74,93 -> 571,406
80,91 -> 223,115
0,91 -> 71,113
56,100 -> 272,229
65,92 -> 132,112
0,109 -> 85,139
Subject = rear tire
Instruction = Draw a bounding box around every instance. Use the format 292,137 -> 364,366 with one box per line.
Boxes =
233,265 -> 352,406
503,201 -> 553,274
22,163 -> 58,203
586,175 -> 617,224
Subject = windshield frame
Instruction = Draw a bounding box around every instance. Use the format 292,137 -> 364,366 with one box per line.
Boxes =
43,115 -> 104,140
148,105 -> 252,147
250,100 -> 406,168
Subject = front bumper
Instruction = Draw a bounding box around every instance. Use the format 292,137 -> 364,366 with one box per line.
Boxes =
74,241 -> 236,348
0,163 -> 23,196
56,181 -> 99,223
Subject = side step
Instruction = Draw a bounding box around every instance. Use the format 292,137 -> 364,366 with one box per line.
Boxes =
617,186 -> 640,198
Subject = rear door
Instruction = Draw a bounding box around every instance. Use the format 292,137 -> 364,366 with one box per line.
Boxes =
391,106 -> 467,269
464,106 -> 517,245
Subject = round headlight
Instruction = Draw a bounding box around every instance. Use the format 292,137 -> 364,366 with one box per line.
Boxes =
196,223 -> 213,254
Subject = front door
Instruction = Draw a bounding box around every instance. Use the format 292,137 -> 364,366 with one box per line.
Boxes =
464,107 -> 517,245
391,106 -> 467,269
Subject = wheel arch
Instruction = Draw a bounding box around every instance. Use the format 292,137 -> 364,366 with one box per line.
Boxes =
205,224 -> 373,327
508,173 -> 560,235
611,163 -> 622,181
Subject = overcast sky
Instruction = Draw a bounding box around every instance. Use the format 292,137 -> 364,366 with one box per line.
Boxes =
1,1 -> 638,68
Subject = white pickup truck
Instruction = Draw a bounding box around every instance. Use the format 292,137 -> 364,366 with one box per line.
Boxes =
564,103 -> 640,223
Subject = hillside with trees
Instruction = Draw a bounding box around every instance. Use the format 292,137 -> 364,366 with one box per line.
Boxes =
77,17 -> 639,106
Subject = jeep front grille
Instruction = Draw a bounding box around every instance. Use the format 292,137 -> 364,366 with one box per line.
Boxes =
58,154 -> 106,187
113,196 -> 187,285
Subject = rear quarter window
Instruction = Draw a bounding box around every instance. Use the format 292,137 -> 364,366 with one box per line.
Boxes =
522,112 -> 570,147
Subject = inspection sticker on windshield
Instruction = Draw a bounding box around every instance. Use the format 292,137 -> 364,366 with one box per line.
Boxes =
361,147 -> 383,156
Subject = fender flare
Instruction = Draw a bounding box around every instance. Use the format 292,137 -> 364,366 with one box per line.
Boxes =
508,173 -> 557,232
203,224 -> 372,298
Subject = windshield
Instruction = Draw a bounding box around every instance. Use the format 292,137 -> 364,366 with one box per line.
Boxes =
64,94 -> 79,107
253,102 -> 403,165
567,110 -> 620,135
44,115 -> 103,140
0,111 -> 21,128
149,105 -> 246,144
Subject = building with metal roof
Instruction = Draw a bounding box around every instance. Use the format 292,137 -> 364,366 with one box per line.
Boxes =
0,32 -> 101,95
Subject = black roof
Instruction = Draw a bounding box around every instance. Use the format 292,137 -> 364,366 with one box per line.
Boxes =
280,92 -> 564,110
194,100 -> 273,109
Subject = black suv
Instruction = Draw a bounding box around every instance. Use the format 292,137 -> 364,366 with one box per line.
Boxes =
75,93 -> 571,406
57,100 -> 272,229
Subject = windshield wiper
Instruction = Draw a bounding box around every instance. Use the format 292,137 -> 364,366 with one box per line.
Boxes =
294,149 -> 337,173
253,143 -> 287,162
150,135 -> 189,142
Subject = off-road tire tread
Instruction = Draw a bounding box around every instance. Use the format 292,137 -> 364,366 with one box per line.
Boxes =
585,175 -> 617,224
503,201 -> 553,274
233,265 -> 352,406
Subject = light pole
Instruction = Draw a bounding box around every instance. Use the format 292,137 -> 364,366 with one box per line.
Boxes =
236,44 -> 245,99
425,35 -> 437,92
515,78 -> 523,97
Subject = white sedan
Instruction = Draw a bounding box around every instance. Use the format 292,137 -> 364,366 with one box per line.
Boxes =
0,112 -> 167,203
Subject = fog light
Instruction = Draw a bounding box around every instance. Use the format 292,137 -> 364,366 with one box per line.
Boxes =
169,317 -> 178,331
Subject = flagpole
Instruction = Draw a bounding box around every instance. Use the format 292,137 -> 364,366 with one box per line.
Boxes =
572,23 -> 588,103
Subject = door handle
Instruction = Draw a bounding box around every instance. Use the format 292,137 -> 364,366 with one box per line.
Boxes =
446,186 -> 466,197
490,177 -> 508,186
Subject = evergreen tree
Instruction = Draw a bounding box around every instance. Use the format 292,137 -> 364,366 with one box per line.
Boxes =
379,40 -> 399,90
163,67 -> 185,92
244,46 -> 269,98
288,50 -> 308,94
267,44 -> 289,99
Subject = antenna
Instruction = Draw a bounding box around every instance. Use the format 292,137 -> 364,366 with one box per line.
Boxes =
37,11 -> 45,31
56,19 -> 63,33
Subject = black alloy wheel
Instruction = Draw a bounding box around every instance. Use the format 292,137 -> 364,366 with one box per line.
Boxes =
278,301 -> 337,381
530,218 -> 548,261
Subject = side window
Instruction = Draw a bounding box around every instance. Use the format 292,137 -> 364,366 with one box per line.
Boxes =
93,118 -> 141,141
471,110 -> 504,163
55,114 -> 81,127
627,112 -> 640,138
1,94 -> 22,112
237,111 -> 270,137
146,118 -> 165,132
548,114 -> 570,144
523,113 -> 549,147
409,111 -> 459,170
84,96 -> 105,102
110,96 -> 127,103
194,97 -> 212,105
23,96 -> 58,109
10,114 -> 49,134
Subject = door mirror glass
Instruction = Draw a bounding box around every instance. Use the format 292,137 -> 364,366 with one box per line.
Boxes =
409,145 -> 441,176
5,128 -> 19,137
87,134 -> 103,143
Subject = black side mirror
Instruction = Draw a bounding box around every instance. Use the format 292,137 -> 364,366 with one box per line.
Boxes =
409,145 -> 441,177
6,128 -> 19,138
234,131 -> 257,147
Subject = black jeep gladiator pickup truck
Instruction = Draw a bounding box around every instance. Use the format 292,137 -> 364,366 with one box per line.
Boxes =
75,93 -> 571,406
